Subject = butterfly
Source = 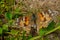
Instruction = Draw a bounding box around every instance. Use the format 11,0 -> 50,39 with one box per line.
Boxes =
37,11 -> 52,29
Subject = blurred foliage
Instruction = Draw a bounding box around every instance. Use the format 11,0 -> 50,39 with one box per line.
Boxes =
0,28 -> 3,35
2,24 -> 8,31
39,21 -> 55,37
10,29 -> 19,35
29,21 -> 60,40
5,12 -> 12,20
0,0 -> 60,40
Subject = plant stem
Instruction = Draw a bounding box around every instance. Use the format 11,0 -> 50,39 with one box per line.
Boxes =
29,26 -> 60,40
45,26 -> 60,35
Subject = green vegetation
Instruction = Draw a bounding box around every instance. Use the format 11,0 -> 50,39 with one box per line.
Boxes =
0,0 -> 60,40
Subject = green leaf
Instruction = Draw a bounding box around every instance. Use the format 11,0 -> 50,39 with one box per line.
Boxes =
0,28 -> 3,35
15,8 -> 20,14
10,29 -> 19,35
39,28 -> 47,37
39,21 -> 55,37
1,4 -> 4,7
5,12 -> 12,20
10,37 -> 15,40
22,31 -> 26,40
56,22 -> 60,30
2,24 -> 8,31
13,14 -> 23,18
17,35 -> 21,40
46,21 -> 55,31
27,35 -> 32,40
8,20 -> 14,25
